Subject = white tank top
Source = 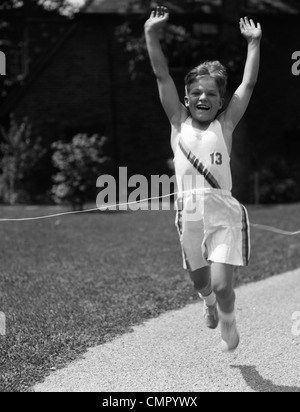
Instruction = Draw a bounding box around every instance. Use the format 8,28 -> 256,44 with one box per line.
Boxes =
173,117 -> 232,193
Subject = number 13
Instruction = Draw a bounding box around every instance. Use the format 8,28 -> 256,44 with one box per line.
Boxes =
210,152 -> 223,165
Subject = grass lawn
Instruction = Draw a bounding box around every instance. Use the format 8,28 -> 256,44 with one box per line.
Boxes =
0,202 -> 300,391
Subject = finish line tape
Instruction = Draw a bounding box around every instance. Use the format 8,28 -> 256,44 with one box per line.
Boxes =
0,192 -> 299,236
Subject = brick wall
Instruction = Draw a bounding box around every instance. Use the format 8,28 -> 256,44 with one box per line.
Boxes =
240,15 -> 300,201
14,17 -> 113,143
12,15 -> 172,184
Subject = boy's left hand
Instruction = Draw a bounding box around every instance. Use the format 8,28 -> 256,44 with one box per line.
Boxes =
240,17 -> 262,43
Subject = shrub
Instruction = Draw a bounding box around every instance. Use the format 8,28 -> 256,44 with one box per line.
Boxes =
51,134 -> 111,210
251,159 -> 300,204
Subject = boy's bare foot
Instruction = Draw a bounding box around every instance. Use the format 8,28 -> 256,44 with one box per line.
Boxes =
203,301 -> 219,330
220,318 -> 240,352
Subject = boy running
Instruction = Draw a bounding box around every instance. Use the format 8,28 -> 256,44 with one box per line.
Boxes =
145,6 -> 262,351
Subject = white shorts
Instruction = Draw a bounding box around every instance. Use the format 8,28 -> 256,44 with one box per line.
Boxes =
175,189 -> 251,271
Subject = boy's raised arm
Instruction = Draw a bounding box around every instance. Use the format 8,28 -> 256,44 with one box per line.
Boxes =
221,17 -> 262,133
144,6 -> 187,129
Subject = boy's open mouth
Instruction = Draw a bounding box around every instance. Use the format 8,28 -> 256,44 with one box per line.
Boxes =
196,104 -> 210,111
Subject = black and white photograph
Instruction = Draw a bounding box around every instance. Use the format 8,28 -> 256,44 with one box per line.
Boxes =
0,0 -> 300,394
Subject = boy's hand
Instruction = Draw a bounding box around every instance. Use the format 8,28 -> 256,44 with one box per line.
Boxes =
240,17 -> 262,43
144,6 -> 169,33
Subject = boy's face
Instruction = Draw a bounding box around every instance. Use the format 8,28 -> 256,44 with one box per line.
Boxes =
185,76 -> 224,124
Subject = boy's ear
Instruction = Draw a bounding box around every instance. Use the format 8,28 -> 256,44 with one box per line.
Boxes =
219,98 -> 225,109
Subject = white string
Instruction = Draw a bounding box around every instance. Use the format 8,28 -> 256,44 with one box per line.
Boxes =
0,191 -> 299,236
0,192 -> 175,222
249,223 -> 300,236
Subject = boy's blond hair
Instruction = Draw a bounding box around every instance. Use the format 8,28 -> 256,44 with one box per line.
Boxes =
185,61 -> 228,98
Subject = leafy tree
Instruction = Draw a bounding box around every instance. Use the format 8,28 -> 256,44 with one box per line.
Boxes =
52,134 -> 111,210
116,0 -> 247,81
0,0 -> 81,15
117,0 -> 300,80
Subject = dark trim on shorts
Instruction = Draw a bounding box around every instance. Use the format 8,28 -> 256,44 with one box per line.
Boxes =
175,207 -> 191,271
240,204 -> 250,266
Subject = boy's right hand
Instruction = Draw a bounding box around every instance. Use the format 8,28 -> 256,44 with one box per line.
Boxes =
144,6 -> 169,33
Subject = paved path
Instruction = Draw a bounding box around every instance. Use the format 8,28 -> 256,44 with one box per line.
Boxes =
34,270 -> 300,392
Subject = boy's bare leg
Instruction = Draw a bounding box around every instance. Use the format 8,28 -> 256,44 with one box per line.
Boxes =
189,266 -> 211,295
211,263 -> 239,351
189,267 -> 219,330
211,263 -> 235,314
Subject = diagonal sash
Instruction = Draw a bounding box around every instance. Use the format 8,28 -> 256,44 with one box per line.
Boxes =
178,138 -> 221,189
